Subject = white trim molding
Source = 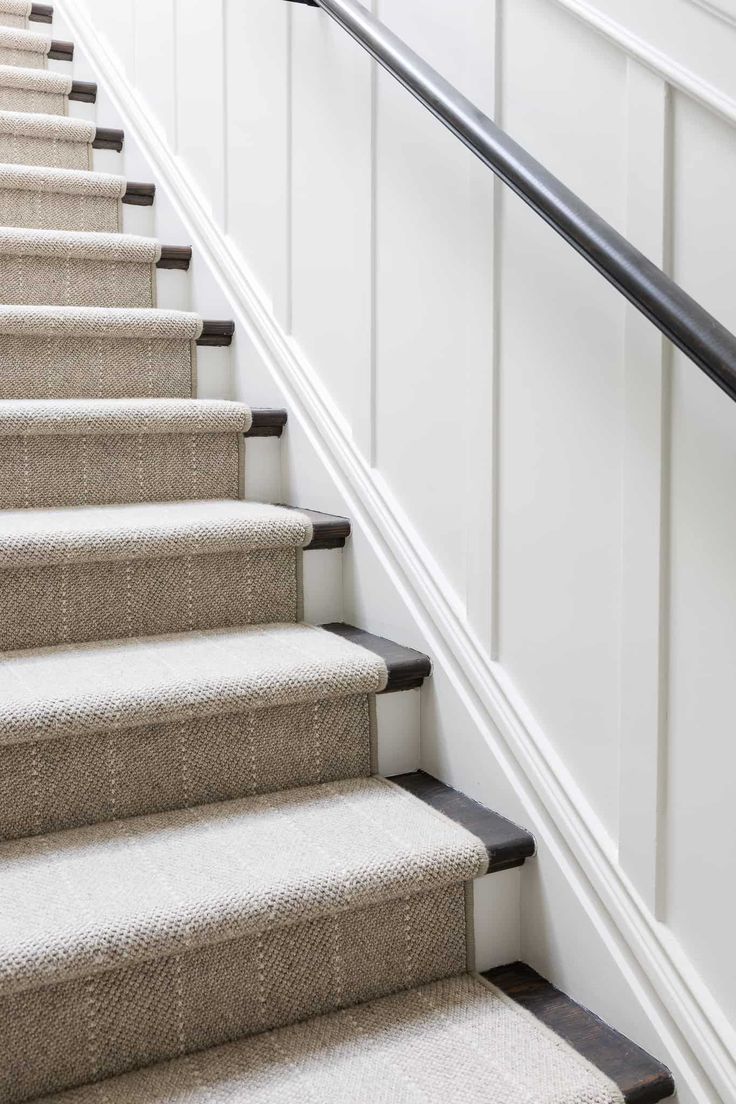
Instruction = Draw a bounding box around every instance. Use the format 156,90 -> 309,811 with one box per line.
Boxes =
688,0 -> 736,28
59,2 -> 736,1100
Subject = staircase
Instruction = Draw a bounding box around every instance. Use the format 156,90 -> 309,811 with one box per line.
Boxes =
0,6 -> 675,1102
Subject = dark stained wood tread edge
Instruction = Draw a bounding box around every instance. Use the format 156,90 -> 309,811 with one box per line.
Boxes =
278,506 -> 351,549
245,409 -> 287,438
486,963 -> 675,1104
48,39 -> 73,61
391,770 -> 534,871
157,246 -> 192,271
322,622 -> 432,692
123,182 -> 155,206
198,320 -> 235,347
93,128 -> 124,152
30,2 -> 53,22
70,81 -> 96,104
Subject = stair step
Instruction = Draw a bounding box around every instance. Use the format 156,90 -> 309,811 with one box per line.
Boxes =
0,499 -> 326,650
486,963 -> 675,1103
0,230 -> 184,308
0,309 -> 203,398
0,621 -> 388,746
0,775 -> 487,1101
0,398 -> 250,509
26,973 -> 641,1104
323,621 -> 432,691
0,499 -> 317,569
392,769 -> 535,872
0,164 -> 128,232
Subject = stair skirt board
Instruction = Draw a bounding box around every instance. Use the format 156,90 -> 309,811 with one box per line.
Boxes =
0,229 -> 163,307
0,30 -> 675,1104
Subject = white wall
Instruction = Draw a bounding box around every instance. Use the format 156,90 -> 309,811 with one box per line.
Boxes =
57,0 -> 736,1099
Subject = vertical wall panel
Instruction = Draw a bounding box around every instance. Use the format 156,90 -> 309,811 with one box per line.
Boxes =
496,0 -> 627,839
290,5 -> 373,447
374,0 -> 495,604
665,92 -> 736,1022
175,0 -> 225,222
89,0 -> 136,77
225,0 -> 289,316
133,0 -> 176,144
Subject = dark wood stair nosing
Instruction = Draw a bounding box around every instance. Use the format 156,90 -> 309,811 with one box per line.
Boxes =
321,622 -> 432,693
29,2 -> 53,22
486,962 -> 675,1104
198,320 -> 235,347
391,770 -> 535,872
48,39 -> 73,61
278,506 -> 351,550
93,127 -> 124,152
157,246 -> 192,271
69,80 -> 97,104
123,182 -> 155,206
245,409 -> 287,438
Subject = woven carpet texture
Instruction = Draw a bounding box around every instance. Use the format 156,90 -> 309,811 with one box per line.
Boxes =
0,3 -> 32,31
0,28 -> 628,1104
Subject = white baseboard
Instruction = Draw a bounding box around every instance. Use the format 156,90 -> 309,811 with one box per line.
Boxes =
58,4 -> 736,1099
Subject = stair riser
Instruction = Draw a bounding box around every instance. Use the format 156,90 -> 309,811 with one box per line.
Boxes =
0,549 -> 301,652
0,433 -> 241,509
0,190 -> 120,233
0,885 -> 469,1103
0,133 -> 91,172
0,87 -> 67,114
0,694 -> 372,840
0,45 -> 45,68
0,336 -> 195,399
0,257 -> 157,309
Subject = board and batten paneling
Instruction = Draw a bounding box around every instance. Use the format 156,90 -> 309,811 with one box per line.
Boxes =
66,0 -> 736,1069
497,0 -> 627,842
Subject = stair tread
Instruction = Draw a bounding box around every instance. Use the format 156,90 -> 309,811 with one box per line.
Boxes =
392,770 -> 535,872
0,161 -> 126,196
0,776 -> 488,995
323,622 -> 432,691
0,63 -> 72,95
0,304 -> 203,337
0,108 -> 94,142
0,397 -> 252,436
0,500 -> 315,568
30,973 -> 631,1104
0,225 -> 161,261
487,963 -> 675,1103
0,621 -> 388,747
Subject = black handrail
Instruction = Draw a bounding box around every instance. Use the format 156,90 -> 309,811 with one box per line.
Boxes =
287,0 -> 736,404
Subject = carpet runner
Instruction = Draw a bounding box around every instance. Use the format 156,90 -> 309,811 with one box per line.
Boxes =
0,17 -> 626,1104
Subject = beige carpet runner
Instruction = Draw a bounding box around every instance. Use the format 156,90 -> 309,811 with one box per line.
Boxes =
0,23 -> 624,1104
